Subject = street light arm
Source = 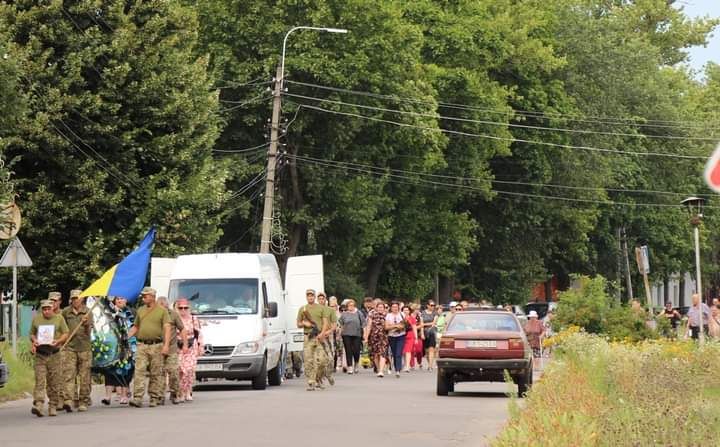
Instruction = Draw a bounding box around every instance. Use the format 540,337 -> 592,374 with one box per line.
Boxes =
280,26 -> 348,89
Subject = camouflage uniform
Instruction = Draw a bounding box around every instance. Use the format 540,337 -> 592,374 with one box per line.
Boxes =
164,308 -> 184,403
297,297 -> 329,390
61,290 -> 92,410
46,291 -> 66,410
31,300 -> 69,417
130,290 -> 170,408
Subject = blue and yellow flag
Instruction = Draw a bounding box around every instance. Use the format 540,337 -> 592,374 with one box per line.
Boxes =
80,228 -> 156,303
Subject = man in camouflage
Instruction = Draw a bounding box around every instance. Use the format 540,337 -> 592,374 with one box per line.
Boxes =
61,289 -> 92,412
47,291 -> 69,412
158,296 -> 187,405
30,299 -> 69,417
128,287 -> 171,408
316,292 -> 336,386
297,289 -> 329,391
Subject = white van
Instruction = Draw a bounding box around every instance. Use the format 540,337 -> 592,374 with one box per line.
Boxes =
152,253 -> 287,390
151,253 -> 324,389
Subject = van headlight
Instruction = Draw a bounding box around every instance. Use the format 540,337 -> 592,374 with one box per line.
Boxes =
232,341 -> 261,356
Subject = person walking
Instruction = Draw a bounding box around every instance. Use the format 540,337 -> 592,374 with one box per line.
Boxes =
30,299 -> 69,417
365,301 -> 389,377
329,296 -> 345,373
158,297 -> 187,405
687,293 -> 710,340
339,299 -> 366,374
297,289 -> 329,391
47,291 -> 66,412
420,300 -> 438,371
61,289 -> 92,412
401,305 -> 419,373
316,292 -> 336,386
708,305 -> 720,340
176,298 -> 202,402
128,287 -> 172,408
385,302 -> 406,378
525,311 -> 545,368
101,296 -> 135,406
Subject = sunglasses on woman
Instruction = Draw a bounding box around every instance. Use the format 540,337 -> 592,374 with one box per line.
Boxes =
178,306 -> 190,310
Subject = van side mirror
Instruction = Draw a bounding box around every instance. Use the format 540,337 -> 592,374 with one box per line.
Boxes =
266,302 -> 278,318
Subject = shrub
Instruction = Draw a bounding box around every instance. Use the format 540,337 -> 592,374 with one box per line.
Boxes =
0,339 -> 35,402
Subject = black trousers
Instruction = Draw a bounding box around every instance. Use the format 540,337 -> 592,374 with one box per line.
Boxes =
690,325 -> 708,340
342,335 -> 362,367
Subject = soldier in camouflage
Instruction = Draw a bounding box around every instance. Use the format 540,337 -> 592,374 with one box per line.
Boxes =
47,291 -> 69,412
297,289 -> 329,391
128,287 -> 171,408
61,289 -> 92,412
30,299 -> 69,417
158,296 -> 187,405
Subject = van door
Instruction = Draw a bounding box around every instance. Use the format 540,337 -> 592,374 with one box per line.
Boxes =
150,257 -> 176,298
284,255 -> 324,352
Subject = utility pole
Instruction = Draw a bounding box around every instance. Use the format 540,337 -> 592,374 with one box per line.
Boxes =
615,226 -> 622,301
260,65 -> 283,254
622,226 -> 634,302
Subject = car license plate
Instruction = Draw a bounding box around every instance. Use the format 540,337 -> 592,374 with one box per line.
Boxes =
196,363 -> 224,371
467,340 -> 497,348
293,334 -> 305,343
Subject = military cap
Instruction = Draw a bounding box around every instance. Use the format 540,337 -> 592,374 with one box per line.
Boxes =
48,291 -> 61,301
305,289 -> 316,295
140,286 -> 157,296
317,291 -> 327,298
40,299 -> 54,308
69,289 -> 82,299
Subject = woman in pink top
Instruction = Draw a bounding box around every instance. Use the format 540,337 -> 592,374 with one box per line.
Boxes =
176,298 -> 203,402
401,305 -> 419,373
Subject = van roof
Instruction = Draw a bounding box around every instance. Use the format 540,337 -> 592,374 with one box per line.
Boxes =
170,253 -> 276,280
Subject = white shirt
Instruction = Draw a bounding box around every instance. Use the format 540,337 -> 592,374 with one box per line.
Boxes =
385,312 -> 405,337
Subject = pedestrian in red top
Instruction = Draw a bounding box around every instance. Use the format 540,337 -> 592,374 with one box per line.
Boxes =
524,311 -> 544,368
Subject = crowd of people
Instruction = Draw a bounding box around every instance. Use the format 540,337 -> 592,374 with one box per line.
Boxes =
28,287 -> 202,417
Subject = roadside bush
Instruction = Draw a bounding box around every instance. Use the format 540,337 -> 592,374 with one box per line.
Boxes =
553,275 -> 658,341
0,339 -> 34,402
493,331 -> 720,446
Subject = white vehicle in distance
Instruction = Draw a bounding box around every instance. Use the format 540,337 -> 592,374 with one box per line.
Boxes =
284,255 -> 324,356
152,253 -> 321,390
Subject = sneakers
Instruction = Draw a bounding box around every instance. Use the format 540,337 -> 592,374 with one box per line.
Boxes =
48,406 -> 57,417
77,405 -> 88,412
148,400 -> 158,408
306,382 -> 316,391
31,405 -> 44,418
327,375 -> 335,386
128,400 -> 142,408
377,372 -> 384,378
395,371 -> 400,378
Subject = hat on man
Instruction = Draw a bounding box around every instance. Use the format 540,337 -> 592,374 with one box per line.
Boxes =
140,286 -> 157,296
317,291 -> 326,298
69,289 -> 82,299
40,299 -> 54,309
48,291 -> 61,301
306,289 -> 316,295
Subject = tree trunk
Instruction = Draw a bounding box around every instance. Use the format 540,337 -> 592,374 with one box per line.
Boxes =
365,254 -> 386,297
438,275 -> 454,305
663,277 -> 670,305
679,276 -> 686,308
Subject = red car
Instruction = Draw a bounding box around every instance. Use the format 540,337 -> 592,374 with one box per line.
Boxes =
436,310 -> 532,396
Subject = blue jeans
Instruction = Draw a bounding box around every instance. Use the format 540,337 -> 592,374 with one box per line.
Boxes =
388,335 -> 406,372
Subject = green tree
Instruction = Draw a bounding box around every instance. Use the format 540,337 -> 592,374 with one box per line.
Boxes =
1,0 -> 228,298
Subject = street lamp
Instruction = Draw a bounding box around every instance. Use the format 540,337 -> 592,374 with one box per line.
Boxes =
260,26 -> 349,254
681,196 -> 706,344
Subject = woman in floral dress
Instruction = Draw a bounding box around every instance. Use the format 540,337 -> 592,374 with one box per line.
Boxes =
176,298 -> 203,402
364,301 -> 389,378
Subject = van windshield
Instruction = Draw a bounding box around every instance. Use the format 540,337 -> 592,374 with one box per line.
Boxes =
169,279 -> 258,315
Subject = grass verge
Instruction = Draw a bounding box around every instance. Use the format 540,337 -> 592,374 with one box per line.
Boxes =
492,331 -> 720,446
0,340 -> 34,403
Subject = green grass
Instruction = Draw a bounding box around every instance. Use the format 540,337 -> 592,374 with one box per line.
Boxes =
0,340 -> 35,403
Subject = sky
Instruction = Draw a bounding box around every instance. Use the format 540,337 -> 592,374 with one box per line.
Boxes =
679,0 -> 720,76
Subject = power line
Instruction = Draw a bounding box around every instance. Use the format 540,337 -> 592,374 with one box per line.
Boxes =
285,80 -> 719,130
286,100 -> 709,160
212,143 -> 269,154
284,92 -> 719,142
288,154 -> 716,209
219,93 -> 273,113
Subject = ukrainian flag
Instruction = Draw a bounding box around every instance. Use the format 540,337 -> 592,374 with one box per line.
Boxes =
80,228 -> 156,303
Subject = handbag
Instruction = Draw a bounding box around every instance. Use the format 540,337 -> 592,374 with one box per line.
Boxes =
177,317 -> 200,349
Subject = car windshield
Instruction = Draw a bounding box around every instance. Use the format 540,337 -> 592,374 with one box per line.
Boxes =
447,313 -> 520,332
168,278 -> 258,315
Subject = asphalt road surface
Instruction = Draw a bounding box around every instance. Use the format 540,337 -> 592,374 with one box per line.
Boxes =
0,369 -> 514,447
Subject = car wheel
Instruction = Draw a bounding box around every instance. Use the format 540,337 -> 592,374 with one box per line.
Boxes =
251,356 -> 268,390
268,350 -> 283,386
436,368 -> 452,396
517,367 -> 532,397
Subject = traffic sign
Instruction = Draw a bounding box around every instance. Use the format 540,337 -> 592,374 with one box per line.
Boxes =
635,245 -> 650,275
0,238 -> 32,267
704,143 -> 720,193
0,203 -> 21,239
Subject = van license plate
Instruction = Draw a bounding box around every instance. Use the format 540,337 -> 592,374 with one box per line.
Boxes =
293,334 -> 305,342
468,340 -> 497,348
196,363 -> 224,371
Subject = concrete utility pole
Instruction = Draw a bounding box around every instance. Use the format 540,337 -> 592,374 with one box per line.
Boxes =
260,65 -> 283,254
622,226 -> 634,302
259,26 -> 348,254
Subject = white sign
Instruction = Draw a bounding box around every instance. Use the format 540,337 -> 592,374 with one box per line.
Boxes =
0,238 -> 32,267
635,245 -> 650,275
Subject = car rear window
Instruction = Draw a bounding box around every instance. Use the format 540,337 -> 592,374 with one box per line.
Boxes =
447,313 -> 520,332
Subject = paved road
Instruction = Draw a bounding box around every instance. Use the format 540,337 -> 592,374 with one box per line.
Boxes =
0,370 -> 513,447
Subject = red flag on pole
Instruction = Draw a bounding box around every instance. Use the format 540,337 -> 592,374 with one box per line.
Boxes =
704,144 -> 720,193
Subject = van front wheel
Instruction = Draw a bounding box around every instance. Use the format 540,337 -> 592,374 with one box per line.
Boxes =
252,356 -> 268,390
